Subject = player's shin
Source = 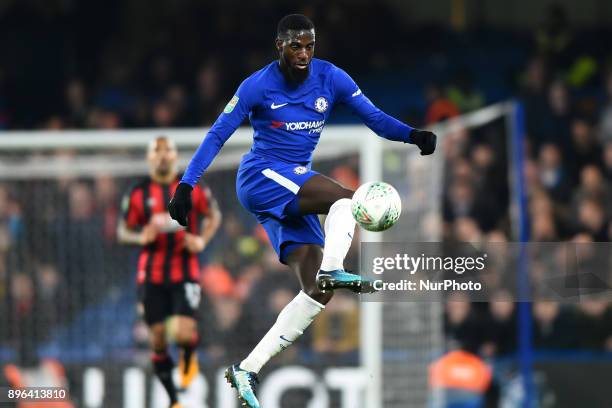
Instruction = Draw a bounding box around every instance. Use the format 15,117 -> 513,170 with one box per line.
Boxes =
178,332 -> 199,388
239,290 -> 324,373
320,198 -> 355,271
317,198 -> 376,293
152,351 -> 179,404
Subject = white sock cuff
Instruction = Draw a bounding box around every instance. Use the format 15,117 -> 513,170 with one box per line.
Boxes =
329,197 -> 352,213
297,290 -> 325,310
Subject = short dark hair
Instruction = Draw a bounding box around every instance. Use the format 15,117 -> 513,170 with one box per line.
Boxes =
277,14 -> 314,37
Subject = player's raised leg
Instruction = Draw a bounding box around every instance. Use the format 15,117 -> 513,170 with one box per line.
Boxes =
226,175 -> 370,407
298,174 -> 376,293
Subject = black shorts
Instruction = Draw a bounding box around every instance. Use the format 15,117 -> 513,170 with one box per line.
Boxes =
138,282 -> 202,326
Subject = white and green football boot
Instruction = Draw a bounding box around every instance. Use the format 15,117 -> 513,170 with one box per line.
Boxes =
316,269 -> 376,293
225,364 -> 260,408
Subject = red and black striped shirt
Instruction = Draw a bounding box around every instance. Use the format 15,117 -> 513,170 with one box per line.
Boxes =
121,177 -> 212,285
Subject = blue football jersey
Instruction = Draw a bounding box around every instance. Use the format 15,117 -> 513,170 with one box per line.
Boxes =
182,58 -> 414,186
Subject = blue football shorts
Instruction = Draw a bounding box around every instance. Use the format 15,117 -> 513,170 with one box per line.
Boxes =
236,153 -> 324,263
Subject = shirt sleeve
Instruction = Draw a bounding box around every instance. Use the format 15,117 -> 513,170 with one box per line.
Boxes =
332,67 -> 414,143
121,187 -> 144,228
181,78 -> 255,186
193,185 -> 211,216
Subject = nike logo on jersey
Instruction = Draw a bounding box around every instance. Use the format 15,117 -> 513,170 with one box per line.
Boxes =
271,102 -> 288,109
352,89 -> 362,97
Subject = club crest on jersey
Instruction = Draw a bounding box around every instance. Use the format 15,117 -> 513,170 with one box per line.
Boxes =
314,97 -> 328,113
293,166 -> 308,175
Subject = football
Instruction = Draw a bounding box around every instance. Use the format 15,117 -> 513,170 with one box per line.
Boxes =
351,181 -> 402,232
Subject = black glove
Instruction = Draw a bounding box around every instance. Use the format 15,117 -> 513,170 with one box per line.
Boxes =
168,182 -> 193,227
409,129 -> 437,155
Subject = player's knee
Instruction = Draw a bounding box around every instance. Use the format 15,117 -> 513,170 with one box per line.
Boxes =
172,317 -> 197,346
175,328 -> 196,347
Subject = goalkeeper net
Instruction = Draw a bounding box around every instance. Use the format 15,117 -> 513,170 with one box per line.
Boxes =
0,101 -> 519,408
375,101 -> 518,408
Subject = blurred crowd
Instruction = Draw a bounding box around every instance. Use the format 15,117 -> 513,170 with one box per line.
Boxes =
0,0 -> 405,130
0,158 -> 362,367
0,1 -> 611,376
439,15 -> 612,355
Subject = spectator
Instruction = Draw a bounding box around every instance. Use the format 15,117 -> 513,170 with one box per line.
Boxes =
446,71 -> 484,114
571,165 -> 612,219
535,4 -> 573,70
597,71 -> 612,143
424,83 -> 459,125
482,290 -> 516,357
145,55 -> 176,102
429,349 -> 492,408
0,66 -> 8,129
537,143 -> 573,204
165,84 -> 190,125
570,117 -> 603,181
94,62 -> 134,118
531,212 -> 558,241
151,100 -> 178,127
444,181 -> 500,233
471,144 -> 505,204
540,80 -> 572,157
576,198 -> 608,241
444,292 -> 484,354
603,142 -> 612,182
87,108 -> 121,129
52,182 -> 105,312
532,301 -> 577,349
521,57 -> 549,152
94,174 -> 119,243
194,60 -> 223,125
63,79 -> 89,128
454,217 -> 483,243
534,80 -> 572,151
574,300 -> 612,350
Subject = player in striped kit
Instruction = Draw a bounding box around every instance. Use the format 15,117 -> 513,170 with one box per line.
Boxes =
118,136 -> 221,408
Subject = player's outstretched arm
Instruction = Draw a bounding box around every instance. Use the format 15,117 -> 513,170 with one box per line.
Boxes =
333,67 -> 436,155
170,80 -> 254,226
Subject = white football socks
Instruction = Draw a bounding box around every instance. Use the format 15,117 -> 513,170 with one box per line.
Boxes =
239,198 -> 355,374
239,291 -> 324,374
320,198 -> 356,272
